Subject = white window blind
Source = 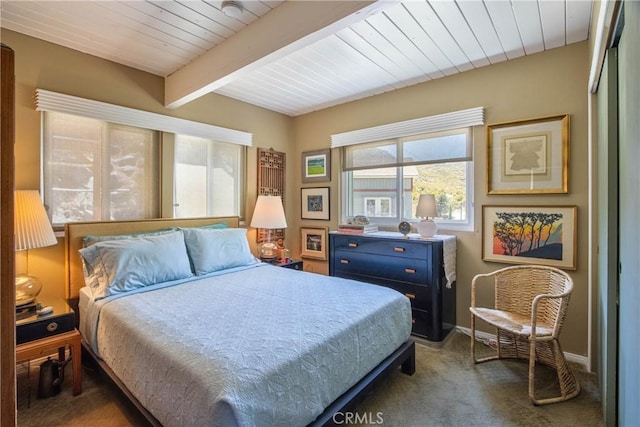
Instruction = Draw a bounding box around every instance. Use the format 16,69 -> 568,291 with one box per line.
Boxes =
330,107 -> 484,148
35,89 -> 253,146
343,128 -> 472,171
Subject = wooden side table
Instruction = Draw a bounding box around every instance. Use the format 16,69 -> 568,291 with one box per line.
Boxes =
16,296 -> 82,396
272,259 -> 303,270
16,329 -> 82,395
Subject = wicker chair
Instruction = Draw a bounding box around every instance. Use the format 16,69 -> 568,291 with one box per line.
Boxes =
469,265 -> 580,405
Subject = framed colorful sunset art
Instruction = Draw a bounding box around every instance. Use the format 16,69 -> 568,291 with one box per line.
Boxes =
482,205 -> 577,270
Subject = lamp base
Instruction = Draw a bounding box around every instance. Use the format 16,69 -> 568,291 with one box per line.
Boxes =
415,220 -> 438,238
259,241 -> 278,260
16,274 -> 42,307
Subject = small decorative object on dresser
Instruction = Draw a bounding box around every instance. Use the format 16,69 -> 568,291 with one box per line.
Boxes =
414,194 -> 438,238
398,221 -> 411,236
337,224 -> 379,234
329,232 -> 457,342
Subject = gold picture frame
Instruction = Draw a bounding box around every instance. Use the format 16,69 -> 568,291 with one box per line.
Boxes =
300,226 -> 328,260
487,114 -> 569,194
482,205 -> 577,270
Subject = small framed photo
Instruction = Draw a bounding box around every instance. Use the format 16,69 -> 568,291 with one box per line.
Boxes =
482,205 -> 577,270
487,114 -> 569,194
300,226 -> 328,260
301,187 -> 330,220
302,149 -> 331,183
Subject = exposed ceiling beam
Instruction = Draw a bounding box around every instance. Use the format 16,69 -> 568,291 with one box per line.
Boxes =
164,0 -> 397,109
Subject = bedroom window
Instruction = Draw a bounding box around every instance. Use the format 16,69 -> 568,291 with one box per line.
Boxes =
333,107 -> 483,232
341,128 -> 474,231
173,135 -> 244,218
42,111 -> 159,227
38,90 -> 251,226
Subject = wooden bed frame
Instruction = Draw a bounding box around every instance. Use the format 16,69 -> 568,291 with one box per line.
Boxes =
64,216 -> 416,426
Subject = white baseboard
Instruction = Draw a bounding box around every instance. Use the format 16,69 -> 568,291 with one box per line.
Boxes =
455,326 -> 589,371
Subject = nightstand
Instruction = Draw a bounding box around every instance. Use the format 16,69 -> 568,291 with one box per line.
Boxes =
16,296 -> 82,395
272,259 -> 303,270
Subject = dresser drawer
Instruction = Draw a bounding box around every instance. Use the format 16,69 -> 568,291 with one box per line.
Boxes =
17,311 -> 75,345
411,308 -> 432,340
382,281 -> 432,311
332,234 -> 428,259
333,250 -> 428,285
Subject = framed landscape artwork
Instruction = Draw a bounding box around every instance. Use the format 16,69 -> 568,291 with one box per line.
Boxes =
301,149 -> 331,183
301,187 -> 330,220
482,205 -> 577,270
487,114 -> 569,194
300,226 -> 327,260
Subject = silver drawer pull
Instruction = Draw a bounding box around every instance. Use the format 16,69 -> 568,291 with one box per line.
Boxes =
46,322 -> 58,332
393,247 -> 405,252
348,243 -> 358,248
405,293 -> 416,299
405,268 -> 416,274
412,318 -> 416,324
340,259 -> 350,264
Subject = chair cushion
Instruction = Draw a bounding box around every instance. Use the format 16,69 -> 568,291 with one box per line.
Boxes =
470,307 -> 553,337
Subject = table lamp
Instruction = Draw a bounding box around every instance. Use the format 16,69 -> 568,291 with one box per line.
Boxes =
250,195 -> 287,260
15,190 -> 57,307
415,194 -> 438,238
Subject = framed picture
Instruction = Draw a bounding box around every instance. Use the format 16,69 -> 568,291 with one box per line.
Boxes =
300,226 -> 328,260
302,149 -> 331,183
487,114 -> 569,194
301,187 -> 330,220
482,205 -> 577,270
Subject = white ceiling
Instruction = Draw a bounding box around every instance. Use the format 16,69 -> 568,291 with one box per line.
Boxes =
0,1 -> 593,117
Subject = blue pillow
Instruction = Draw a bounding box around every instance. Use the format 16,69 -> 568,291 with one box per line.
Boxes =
192,222 -> 228,230
79,230 -> 193,299
82,227 -> 177,247
181,228 -> 257,275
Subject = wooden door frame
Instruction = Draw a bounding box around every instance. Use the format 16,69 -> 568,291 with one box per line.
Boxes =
1,42 -> 16,427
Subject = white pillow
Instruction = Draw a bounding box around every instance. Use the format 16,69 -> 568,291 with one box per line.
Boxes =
79,230 -> 193,299
181,228 -> 258,275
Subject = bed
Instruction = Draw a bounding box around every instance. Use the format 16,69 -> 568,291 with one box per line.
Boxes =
64,217 -> 415,426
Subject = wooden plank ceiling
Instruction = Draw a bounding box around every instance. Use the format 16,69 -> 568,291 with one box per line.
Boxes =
0,0 -> 592,117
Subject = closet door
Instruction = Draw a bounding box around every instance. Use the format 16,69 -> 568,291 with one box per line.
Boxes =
597,47 -> 618,427
617,1 -> 640,424
0,43 -> 16,427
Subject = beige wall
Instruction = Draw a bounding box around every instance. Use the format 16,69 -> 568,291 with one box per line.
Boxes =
4,27 -> 590,356
2,29 -> 294,300
292,41 -> 590,356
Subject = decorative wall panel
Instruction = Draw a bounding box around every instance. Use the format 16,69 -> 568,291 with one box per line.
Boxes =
257,148 -> 285,243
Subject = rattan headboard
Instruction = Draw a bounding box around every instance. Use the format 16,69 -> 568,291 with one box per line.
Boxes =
64,216 -> 240,299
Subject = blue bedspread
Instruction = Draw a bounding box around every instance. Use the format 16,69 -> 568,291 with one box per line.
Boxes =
81,264 -> 411,426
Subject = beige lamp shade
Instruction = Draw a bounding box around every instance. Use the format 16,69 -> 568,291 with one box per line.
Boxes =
415,194 -> 437,219
15,190 -> 57,251
250,195 -> 287,229
415,194 -> 438,238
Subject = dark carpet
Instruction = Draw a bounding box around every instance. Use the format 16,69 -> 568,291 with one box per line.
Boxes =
17,331 -> 603,426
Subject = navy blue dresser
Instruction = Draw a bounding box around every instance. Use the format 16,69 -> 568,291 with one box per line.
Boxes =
329,232 -> 456,342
